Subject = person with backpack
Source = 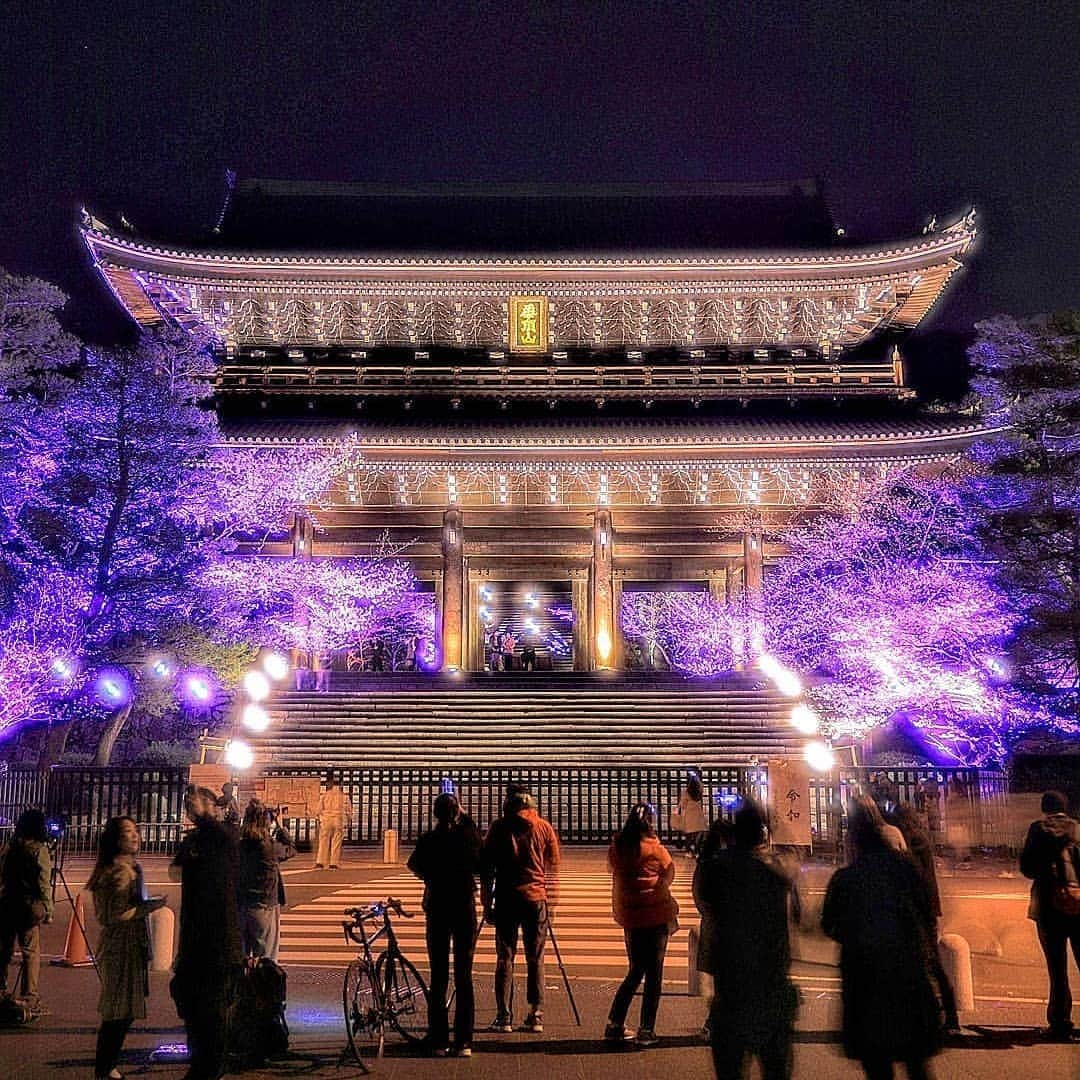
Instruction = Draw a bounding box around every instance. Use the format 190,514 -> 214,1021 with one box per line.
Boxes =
481,786 -> 561,1034
87,816 -> 166,1080
407,792 -> 483,1057
0,808 -> 53,1015
604,803 -> 677,1048
1019,790 -> 1080,1041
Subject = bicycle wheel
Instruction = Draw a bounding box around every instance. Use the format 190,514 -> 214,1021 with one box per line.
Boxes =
343,958 -> 384,1061
376,951 -> 430,1046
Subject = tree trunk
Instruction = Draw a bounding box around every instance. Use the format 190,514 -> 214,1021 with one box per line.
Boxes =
39,717 -> 76,769
93,702 -> 134,766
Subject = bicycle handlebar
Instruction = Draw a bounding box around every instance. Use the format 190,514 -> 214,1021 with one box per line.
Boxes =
343,896 -> 416,924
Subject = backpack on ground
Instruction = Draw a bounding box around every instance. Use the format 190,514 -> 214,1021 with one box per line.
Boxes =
1051,843 -> 1080,917
230,957 -> 289,1068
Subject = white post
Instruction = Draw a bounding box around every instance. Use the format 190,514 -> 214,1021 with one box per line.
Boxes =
382,827 -> 399,865
148,905 -> 176,973
938,933 -> 974,1011
687,927 -> 702,996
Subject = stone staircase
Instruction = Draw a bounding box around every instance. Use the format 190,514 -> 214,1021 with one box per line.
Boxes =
252,672 -> 801,768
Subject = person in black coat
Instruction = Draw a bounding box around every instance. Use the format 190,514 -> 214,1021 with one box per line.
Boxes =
169,786 -> 243,1080
1019,790 -> 1080,1040
822,800 -> 944,1080
693,798 -> 798,1079
407,793 -> 482,1057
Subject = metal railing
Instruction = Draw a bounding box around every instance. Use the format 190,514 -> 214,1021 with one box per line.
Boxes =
0,762 -> 1011,854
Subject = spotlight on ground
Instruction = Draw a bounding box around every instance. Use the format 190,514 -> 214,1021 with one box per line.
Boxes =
262,652 -> 290,681
804,740 -> 835,773
150,657 -> 173,679
241,703 -> 270,732
243,669 -> 271,702
182,672 -> 213,707
225,739 -> 254,770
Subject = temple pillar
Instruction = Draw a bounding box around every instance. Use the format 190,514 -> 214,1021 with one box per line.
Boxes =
571,575 -> 590,671
466,577 -> 485,672
743,527 -> 764,598
440,508 -> 464,670
611,575 -> 624,670
590,509 -> 615,670
707,567 -> 728,604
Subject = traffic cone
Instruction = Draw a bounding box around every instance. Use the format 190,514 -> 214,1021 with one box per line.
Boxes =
52,892 -> 93,968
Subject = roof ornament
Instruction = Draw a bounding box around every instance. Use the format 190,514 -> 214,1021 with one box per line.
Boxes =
119,213 -> 136,233
213,168 -> 238,235
922,214 -> 937,234
944,207 -> 978,235
79,206 -> 109,233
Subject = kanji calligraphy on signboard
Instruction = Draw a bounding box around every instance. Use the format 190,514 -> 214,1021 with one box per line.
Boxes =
768,758 -> 813,846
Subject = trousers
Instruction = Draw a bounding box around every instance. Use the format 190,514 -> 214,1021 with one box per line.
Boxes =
95,1016 -> 133,1076
0,921 -> 40,1003
609,924 -> 670,1032
425,903 -> 477,1047
317,820 -> 344,866
494,896 -> 548,1017
1037,914 -> 1080,1032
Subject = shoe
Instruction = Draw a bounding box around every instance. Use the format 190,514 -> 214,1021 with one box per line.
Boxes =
1045,1025 -> 1075,1042
329,864 -> 340,869
604,1022 -> 635,1042
635,1028 -> 659,1047
521,1012 -> 544,1033
452,1044 -> 473,1057
314,863 -> 325,869
487,1016 -> 513,1033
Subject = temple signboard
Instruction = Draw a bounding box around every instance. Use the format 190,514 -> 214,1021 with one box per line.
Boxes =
509,295 -> 549,353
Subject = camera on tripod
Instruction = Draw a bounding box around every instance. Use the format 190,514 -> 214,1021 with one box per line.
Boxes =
45,816 -> 66,844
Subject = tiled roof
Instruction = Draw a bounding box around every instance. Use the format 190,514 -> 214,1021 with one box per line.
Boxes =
218,414 -> 991,453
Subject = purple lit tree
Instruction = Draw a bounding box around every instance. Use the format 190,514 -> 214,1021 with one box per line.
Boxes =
620,591 -> 744,675
200,556 -> 434,660
964,312 -> 1080,728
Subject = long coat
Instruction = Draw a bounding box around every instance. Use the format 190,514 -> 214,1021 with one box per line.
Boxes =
91,858 -> 150,1022
822,849 -> 944,1063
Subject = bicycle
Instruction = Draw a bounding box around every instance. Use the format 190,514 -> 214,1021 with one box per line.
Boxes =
341,897 -> 431,1061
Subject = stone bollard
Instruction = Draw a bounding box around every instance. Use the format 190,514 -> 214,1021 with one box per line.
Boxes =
938,933 -> 975,1012
382,828 -> 399,864
687,927 -> 702,996
148,905 -> 176,973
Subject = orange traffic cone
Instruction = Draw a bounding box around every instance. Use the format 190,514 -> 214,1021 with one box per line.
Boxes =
52,892 -> 93,968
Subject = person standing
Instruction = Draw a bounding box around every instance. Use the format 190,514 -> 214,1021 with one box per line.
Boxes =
822,799 -> 943,1080
169,786 -> 243,1080
0,808 -> 53,1014
87,816 -> 166,1080
481,788 -> 561,1034
693,798 -> 798,1079
676,771 -> 708,857
1019,790 -> 1080,1040
238,800 -> 296,962
407,792 -> 483,1057
894,803 -> 960,1033
501,632 -> 517,672
316,771 -> 352,869
313,649 -> 332,692
604,803 -> 677,1048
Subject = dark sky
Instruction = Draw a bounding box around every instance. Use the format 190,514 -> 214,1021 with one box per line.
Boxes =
2,0 -> 1077,340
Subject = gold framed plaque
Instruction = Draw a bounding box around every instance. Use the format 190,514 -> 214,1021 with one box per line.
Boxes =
509,295 -> 549,353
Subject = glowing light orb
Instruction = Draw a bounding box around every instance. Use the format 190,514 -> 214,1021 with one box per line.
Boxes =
804,740 -> 836,773
243,670 -> 271,702
241,704 -> 270,732
184,674 -> 213,705
51,657 -> 76,682
95,669 -> 132,707
596,628 -> 613,663
775,670 -> 803,697
225,739 -> 254,770
790,704 -> 820,735
150,657 -> 173,679
262,652 -> 290,681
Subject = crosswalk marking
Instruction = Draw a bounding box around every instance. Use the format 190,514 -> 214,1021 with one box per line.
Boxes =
279,871 -> 701,972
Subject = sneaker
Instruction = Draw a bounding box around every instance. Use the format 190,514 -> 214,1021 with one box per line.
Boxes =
487,1016 -> 513,1033
521,1012 -> 544,1033
452,1044 -> 473,1057
314,863 -> 325,869
635,1028 -> 659,1047
329,864 -> 340,869
604,1022 -> 635,1042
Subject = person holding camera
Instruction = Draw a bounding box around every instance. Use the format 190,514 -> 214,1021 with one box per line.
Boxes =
238,800 -> 296,962
0,808 -> 53,1015
87,816 -> 166,1080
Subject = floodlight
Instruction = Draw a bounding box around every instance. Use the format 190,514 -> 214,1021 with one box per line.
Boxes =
225,739 -> 254,770
241,704 -> 270,732
243,669 -> 271,702
262,652 -> 290,681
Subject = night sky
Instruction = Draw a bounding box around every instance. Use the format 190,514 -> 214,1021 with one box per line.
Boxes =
2,0 -> 1077,342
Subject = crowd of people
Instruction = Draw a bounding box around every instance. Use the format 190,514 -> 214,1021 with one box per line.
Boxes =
0,779 -> 1076,1078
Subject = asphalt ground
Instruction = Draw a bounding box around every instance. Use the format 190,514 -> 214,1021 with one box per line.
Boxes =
1,848 -> 1076,1079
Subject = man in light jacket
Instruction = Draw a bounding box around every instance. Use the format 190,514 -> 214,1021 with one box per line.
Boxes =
316,771 -> 353,869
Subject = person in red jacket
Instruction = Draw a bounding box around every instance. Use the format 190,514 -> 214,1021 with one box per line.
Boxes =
605,803 -> 677,1048
481,787 -> 561,1034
